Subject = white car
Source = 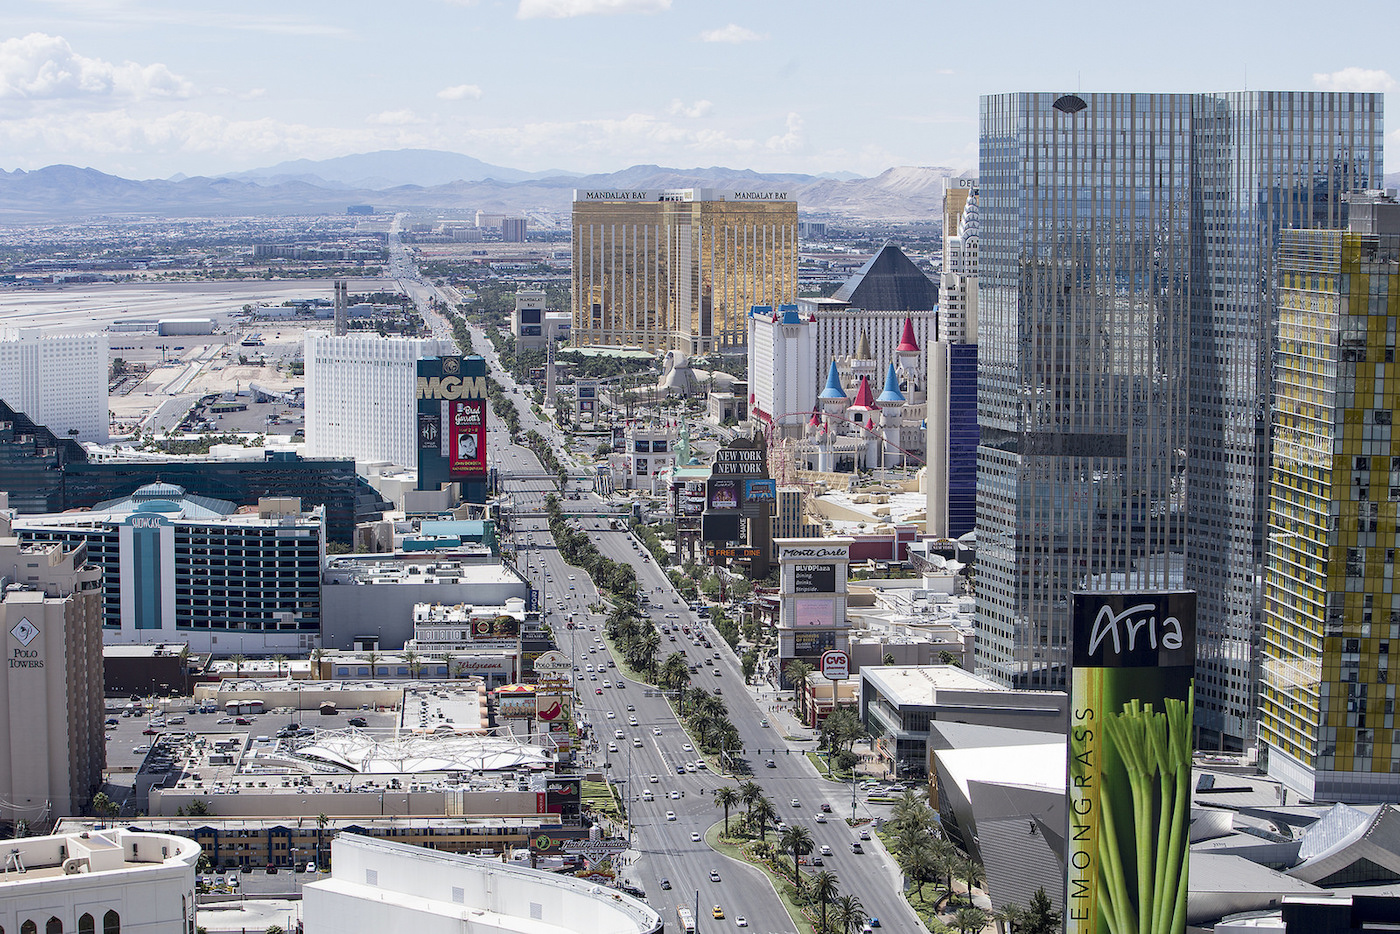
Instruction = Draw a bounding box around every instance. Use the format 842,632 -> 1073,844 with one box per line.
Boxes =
690,832 -> 701,842
615,730 -> 624,739
650,774 -> 660,783
815,814 -> 828,823
607,711 -> 616,719
735,918 -> 748,928
666,811 -> 677,821
682,743 -> 693,752
653,727 -> 662,736
669,790 -> 681,800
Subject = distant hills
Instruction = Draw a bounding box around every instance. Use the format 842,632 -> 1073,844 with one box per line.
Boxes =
0,149 -> 963,223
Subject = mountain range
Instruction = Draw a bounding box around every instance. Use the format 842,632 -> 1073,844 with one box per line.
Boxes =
0,149 -> 960,223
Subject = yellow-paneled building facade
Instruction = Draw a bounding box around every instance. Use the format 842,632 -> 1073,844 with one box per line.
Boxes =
1261,196 -> 1400,803
571,189 -> 797,355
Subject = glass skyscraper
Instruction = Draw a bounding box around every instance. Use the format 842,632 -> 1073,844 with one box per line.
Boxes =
1260,197 -> 1400,803
975,93 -> 1382,745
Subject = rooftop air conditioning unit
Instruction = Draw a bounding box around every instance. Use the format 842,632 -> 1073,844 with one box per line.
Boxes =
62,858 -> 91,875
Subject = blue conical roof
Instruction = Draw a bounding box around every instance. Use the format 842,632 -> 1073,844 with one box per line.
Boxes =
818,360 -> 848,400
876,363 -> 906,404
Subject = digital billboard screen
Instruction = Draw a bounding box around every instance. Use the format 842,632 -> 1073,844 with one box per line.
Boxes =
794,564 -> 836,594
449,399 -> 487,479
1066,590 -> 1196,934
792,598 -> 836,628
744,478 -> 776,504
707,477 -> 740,510
701,513 -> 741,542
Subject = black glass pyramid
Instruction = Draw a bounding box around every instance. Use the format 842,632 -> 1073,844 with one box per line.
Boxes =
831,242 -> 939,311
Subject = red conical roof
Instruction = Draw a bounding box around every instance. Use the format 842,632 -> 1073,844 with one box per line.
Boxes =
849,375 -> 879,412
897,318 -> 920,353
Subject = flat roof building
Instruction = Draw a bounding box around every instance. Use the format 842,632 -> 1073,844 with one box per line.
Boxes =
0,503 -> 105,825
304,834 -> 663,934
0,827 -> 199,934
13,484 -> 324,656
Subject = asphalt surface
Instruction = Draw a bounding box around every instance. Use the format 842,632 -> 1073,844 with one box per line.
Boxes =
388,234 -> 924,934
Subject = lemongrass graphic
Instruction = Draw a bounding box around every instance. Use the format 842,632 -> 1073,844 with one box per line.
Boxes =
1096,686 -> 1193,934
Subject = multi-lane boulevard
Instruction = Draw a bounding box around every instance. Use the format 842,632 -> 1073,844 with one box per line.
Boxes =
398,247 -> 924,934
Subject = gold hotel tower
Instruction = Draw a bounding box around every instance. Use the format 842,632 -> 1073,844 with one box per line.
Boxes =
571,188 -> 798,355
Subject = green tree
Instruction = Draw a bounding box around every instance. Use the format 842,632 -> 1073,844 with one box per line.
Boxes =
997,903 -> 1026,934
739,780 -> 763,821
229,654 -> 246,677
91,791 -> 120,824
1021,888 -> 1062,934
780,824 -> 814,893
939,649 -> 959,666
749,796 -> 778,843
831,894 -> 866,934
713,786 -> 740,836
271,654 -> 288,678
811,869 -> 840,934
957,854 -> 985,902
882,653 -> 896,666
185,799 -> 211,817
784,658 -> 814,720
953,906 -> 989,934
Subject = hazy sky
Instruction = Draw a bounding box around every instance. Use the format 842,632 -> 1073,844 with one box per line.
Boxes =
4,0 -> 1398,180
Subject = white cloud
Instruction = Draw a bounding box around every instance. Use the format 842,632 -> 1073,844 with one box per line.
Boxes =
1312,67 -> 1396,93
0,32 -> 193,101
765,112 -> 802,153
438,84 -> 483,101
699,24 -> 764,44
366,110 -> 425,126
517,0 -> 670,19
667,98 -> 712,119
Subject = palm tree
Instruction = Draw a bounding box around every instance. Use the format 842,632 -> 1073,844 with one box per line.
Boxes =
958,854 -> 985,900
365,650 -> 380,678
831,894 -> 866,934
713,787 -> 740,836
784,658 -> 814,721
780,825 -> 813,893
811,870 -> 840,934
996,903 -> 1026,934
931,837 -> 958,893
272,654 -> 288,678
228,654 -> 246,677
906,844 -> 938,901
316,812 -> 329,869
404,649 -> 423,679
953,906 -> 989,934
309,647 -> 326,679
750,797 -> 778,843
739,781 -> 763,821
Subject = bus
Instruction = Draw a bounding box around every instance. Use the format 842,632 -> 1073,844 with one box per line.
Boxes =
677,907 -> 696,933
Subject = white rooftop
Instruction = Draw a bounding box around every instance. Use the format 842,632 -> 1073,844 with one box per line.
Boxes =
860,664 -> 1006,706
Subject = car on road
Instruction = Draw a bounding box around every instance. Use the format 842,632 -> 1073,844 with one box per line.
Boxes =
235,717 -> 253,726
820,845 -> 832,856
850,842 -> 864,854
682,743 -> 692,751
690,832 -> 701,842
217,717 -> 233,724
132,745 -> 151,755
659,878 -> 671,890
735,917 -> 747,928
791,798 -> 801,807
709,870 -> 721,882
868,919 -> 880,928
615,729 -> 625,739
820,802 -> 832,812
759,719 -> 769,728
633,738 -> 643,747
665,811 -> 676,821
669,790 -> 681,800
859,829 -> 871,840
653,727 -> 662,736
766,760 -> 776,768
712,906 -> 724,919
607,711 -> 616,719
712,669 -> 721,677
596,689 -> 603,694
348,717 -> 368,727
649,774 -> 659,783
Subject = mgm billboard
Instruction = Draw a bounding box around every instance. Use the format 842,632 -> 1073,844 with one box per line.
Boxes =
417,355 -> 489,500
1067,590 -> 1195,934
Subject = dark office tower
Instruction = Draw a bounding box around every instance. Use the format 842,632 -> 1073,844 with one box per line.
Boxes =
334,279 -> 349,336
975,93 -> 1382,731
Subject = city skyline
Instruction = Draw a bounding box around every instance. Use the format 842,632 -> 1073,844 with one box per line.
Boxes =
3,0 -> 1399,180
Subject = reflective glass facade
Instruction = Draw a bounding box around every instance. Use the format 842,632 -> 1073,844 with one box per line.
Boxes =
1261,219 -> 1400,802
975,93 -> 1382,716
572,191 -> 797,354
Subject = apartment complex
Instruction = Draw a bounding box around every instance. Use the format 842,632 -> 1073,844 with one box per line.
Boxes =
571,188 -> 797,354
0,505 -> 105,825
305,331 -> 454,468
0,328 -> 108,441
974,91 -> 1382,745
1260,195 -> 1400,803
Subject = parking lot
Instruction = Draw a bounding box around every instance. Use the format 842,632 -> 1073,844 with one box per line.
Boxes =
102,694 -> 402,815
